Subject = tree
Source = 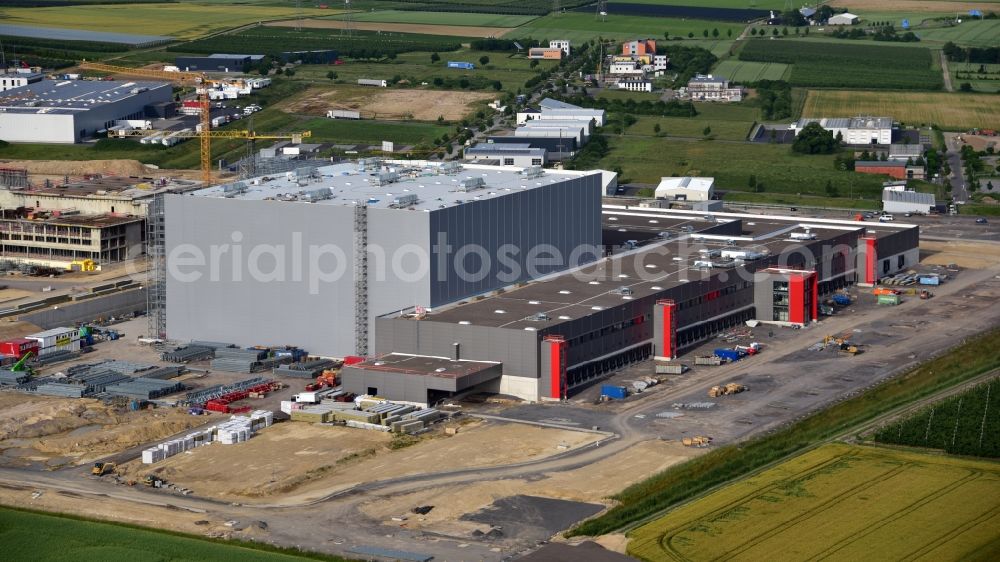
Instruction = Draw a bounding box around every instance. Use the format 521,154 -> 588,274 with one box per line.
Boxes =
664,31 -> 670,40
492,80 -> 502,91
825,180 -> 840,197
653,123 -> 661,135
960,82 -> 973,92
703,126 -> 712,137
530,59 -> 539,68
835,131 -> 843,144
479,55 -> 490,66
688,32 -> 694,38
748,174 -> 757,192
431,52 -> 441,63
988,181 -> 995,191
772,28 -> 780,37
326,71 -> 337,80
782,27 -> 789,36
751,28 -> 758,36
703,29 -> 709,38
728,28 -> 733,38
805,27 -> 810,35
792,122 -> 838,154
712,28 -> 719,38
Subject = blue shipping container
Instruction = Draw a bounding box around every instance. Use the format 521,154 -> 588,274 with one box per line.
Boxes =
713,348 -> 745,362
918,276 -> 940,286
601,385 -> 628,399
447,61 -> 474,70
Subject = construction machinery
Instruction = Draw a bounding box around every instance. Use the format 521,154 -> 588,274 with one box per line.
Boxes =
143,475 -> 166,488
920,289 -> 933,300
9,351 -> 34,376
839,343 -> 862,355
708,383 -> 747,397
92,462 -> 116,476
77,62 -> 311,185
681,436 -> 712,447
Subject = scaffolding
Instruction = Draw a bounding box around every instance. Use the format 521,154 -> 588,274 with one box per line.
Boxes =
236,155 -> 330,179
353,202 -> 369,356
146,194 -> 166,339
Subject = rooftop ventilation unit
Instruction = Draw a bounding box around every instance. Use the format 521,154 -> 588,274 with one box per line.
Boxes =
223,181 -> 247,194
610,286 -> 633,296
521,165 -> 544,179
720,249 -> 763,260
694,260 -> 714,269
300,187 -> 332,202
295,166 -> 318,179
441,161 -> 463,175
357,157 -> 382,172
698,248 -> 721,258
370,171 -> 399,186
392,193 -> 419,208
459,177 -> 485,192
789,231 -> 817,240
526,312 -> 551,322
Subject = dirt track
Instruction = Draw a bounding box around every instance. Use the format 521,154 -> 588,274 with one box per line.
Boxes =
264,18 -> 514,38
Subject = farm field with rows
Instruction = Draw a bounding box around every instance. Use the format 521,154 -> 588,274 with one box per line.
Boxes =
802,90 -> 1000,130
507,13 -> 745,43
917,19 -> 1000,48
739,39 -> 942,90
324,10 -> 537,27
629,443 -> 1000,562
170,27 -> 465,57
0,3 -> 332,39
712,60 -> 790,83
873,377 -> 1000,457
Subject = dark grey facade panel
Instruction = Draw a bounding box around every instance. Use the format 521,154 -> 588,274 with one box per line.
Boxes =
427,174 -> 601,306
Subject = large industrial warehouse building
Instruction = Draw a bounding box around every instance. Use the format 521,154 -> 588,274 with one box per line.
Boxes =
342,207 -> 919,404
0,79 -> 172,143
162,160 -> 606,357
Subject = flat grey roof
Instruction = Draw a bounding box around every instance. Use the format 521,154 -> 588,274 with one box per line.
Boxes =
350,353 -> 500,380
409,208 -> 916,330
194,159 -> 599,211
0,79 -> 170,114
466,145 -> 545,157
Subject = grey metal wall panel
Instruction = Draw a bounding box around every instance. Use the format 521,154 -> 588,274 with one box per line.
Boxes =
427,173 -> 601,306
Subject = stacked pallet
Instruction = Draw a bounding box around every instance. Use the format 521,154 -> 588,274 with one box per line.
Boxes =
211,347 -> 269,373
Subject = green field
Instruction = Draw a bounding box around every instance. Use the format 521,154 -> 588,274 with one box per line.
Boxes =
327,10 -> 536,27
622,103 -> 759,142
0,506 -> 351,561
173,27 -> 465,57
629,443 -> 1000,562
300,118 -> 450,146
615,0 -> 790,7
598,137 -> 886,198
803,90 -> 1000,130
920,19 -> 1000,47
953,62 -> 1000,93
740,39 -> 942,90
712,59 -> 790,83
0,4 -> 333,39
507,13 -> 745,43
874,378 -> 1000,457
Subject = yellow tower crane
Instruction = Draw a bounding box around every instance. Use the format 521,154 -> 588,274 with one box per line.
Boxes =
78,62 -> 310,184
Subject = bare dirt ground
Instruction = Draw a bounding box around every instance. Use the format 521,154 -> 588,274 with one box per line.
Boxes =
0,159 -> 206,183
920,239 -> 1000,269
828,0 -> 1000,13
0,320 -> 40,340
958,134 -> 1000,152
0,394 -> 204,469
279,86 -> 492,121
116,420 -> 601,502
264,19 -> 515,38
357,439 -> 695,536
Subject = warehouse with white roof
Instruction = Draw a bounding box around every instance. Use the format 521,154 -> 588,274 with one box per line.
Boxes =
161,160 -> 606,357
655,177 -> 715,201
0,79 -> 172,143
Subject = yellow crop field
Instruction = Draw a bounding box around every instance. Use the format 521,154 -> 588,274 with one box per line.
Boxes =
0,4 -> 336,40
629,443 -> 1000,562
803,90 -> 1000,131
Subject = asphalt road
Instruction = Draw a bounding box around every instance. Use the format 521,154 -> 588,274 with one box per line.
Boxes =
944,132 -> 970,203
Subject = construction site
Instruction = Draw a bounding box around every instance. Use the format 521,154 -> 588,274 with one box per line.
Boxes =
0,154 -> 997,560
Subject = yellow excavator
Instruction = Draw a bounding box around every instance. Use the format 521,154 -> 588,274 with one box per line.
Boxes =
92,462 -> 116,476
